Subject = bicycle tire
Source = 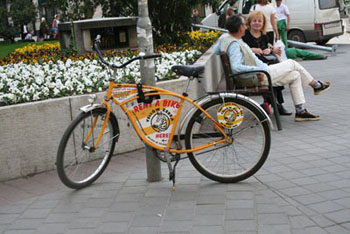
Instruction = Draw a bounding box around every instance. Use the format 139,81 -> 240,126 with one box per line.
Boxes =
56,108 -> 119,189
185,96 -> 270,183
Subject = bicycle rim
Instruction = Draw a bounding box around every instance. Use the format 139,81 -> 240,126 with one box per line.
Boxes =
57,109 -> 116,188
185,97 -> 270,183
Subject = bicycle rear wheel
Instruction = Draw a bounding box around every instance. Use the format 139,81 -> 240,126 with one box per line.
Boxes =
185,96 -> 270,183
56,108 -> 119,189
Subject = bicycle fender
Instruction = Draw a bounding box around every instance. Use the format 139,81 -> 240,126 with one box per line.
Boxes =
177,92 -> 273,138
80,104 -> 104,113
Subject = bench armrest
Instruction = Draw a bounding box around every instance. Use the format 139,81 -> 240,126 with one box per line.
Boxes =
229,70 -> 273,88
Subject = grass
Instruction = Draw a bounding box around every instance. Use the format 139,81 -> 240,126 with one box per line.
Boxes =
0,40 -> 59,59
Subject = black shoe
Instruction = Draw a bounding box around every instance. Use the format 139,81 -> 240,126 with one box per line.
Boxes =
314,81 -> 330,95
277,104 -> 292,116
295,110 -> 320,122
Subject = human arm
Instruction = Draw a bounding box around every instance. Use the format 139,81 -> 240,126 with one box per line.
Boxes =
271,13 -> 279,41
227,42 -> 268,73
212,42 -> 221,55
251,47 -> 264,55
286,14 -> 290,31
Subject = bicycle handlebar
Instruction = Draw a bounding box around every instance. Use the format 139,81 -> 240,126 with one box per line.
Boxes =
93,35 -> 162,69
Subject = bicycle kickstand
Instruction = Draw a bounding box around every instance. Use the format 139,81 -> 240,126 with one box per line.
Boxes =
164,150 -> 180,191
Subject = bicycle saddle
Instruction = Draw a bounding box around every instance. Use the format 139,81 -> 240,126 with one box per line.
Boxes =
171,65 -> 204,78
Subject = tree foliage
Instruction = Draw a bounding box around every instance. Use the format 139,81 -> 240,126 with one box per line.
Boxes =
0,6 -> 17,42
100,0 -> 220,44
52,0 -> 100,21
0,0 -> 36,42
9,0 -> 36,27
53,0 -> 220,44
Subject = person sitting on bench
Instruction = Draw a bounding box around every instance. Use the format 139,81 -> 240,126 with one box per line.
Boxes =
242,10 -> 291,115
213,14 -> 331,122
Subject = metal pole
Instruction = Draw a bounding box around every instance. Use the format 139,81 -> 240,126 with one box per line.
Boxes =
137,0 -> 162,182
192,24 -> 337,55
192,24 -> 228,33
287,40 -> 337,56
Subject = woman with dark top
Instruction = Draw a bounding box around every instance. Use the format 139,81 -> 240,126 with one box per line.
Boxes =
242,10 -> 291,115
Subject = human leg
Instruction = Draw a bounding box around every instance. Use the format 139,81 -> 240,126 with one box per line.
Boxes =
277,20 -> 288,47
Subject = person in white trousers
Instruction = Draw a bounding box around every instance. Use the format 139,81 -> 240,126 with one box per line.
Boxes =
213,14 -> 331,121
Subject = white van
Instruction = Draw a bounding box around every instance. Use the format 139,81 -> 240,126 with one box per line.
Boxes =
201,0 -> 345,45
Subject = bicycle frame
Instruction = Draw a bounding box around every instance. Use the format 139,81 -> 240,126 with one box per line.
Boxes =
86,81 -> 232,155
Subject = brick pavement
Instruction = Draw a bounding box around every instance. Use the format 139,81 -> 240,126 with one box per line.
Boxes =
1,44 -> 350,234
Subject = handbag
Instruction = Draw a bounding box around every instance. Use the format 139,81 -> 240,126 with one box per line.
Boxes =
257,53 -> 280,65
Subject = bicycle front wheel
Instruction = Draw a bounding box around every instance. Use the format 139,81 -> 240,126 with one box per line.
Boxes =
56,108 -> 119,189
185,96 -> 270,183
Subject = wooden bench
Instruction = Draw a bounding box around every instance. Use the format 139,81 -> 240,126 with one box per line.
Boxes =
220,52 -> 282,131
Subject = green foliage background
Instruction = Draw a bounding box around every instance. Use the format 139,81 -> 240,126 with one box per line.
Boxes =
52,0 -> 220,44
0,0 -> 36,42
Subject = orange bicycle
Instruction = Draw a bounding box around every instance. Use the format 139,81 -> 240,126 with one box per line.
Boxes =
56,36 -> 272,189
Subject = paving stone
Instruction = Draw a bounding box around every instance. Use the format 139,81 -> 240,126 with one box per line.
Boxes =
163,209 -> 194,221
192,225 -> 224,234
67,217 -> 101,229
158,221 -> 192,233
128,227 -> 158,234
258,213 -> 289,225
197,195 -> 225,204
109,202 -> 139,212
224,220 -> 256,232
226,199 -> 254,209
258,224 -> 291,234
65,229 -> 96,234
325,225 -> 350,234
36,223 -> 69,233
280,187 -> 312,197
193,214 -> 223,226
289,215 -> 315,229
96,222 -> 128,233
226,191 -> 254,200
292,193 -> 327,205
7,218 -> 44,230
130,215 -> 162,227
303,226 -> 329,234
225,208 -> 254,220
324,209 -> 350,223
78,208 -> 105,218
334,197 -> 350,208
195,204 -> 225,215
309,215 -> 335,228
307,201 -> 344,214
20,209 -> 51,219
3,230 -> 35,234
0,214 -> 19,225
101,212 -> 135,223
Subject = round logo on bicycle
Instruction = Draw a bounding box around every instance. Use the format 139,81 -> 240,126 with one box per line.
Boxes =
150,111 -> 172,132
217,102 -> 244,129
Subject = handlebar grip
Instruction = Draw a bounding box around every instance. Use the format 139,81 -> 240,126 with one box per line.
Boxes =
141,54 -> 162,59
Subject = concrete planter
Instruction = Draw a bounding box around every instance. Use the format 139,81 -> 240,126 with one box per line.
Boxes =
0,46 -> 223,182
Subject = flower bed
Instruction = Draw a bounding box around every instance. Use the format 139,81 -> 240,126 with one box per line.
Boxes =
0,30 -> 221,106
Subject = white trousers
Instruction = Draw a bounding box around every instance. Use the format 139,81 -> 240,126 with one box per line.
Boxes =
262,59 -> 314,105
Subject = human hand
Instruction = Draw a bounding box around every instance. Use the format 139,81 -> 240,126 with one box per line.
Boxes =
252,48 -> 264,55
273,46 -> 282,56
262,48 -> 271,55
257,73 -> 265,82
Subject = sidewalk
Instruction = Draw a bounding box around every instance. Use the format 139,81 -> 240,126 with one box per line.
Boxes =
1,44 -> 350,234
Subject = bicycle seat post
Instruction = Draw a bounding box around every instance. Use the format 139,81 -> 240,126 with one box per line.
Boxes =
183,76 -> 193,97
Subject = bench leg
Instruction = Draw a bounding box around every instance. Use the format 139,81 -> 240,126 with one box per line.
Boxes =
270,98 -> 282,131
